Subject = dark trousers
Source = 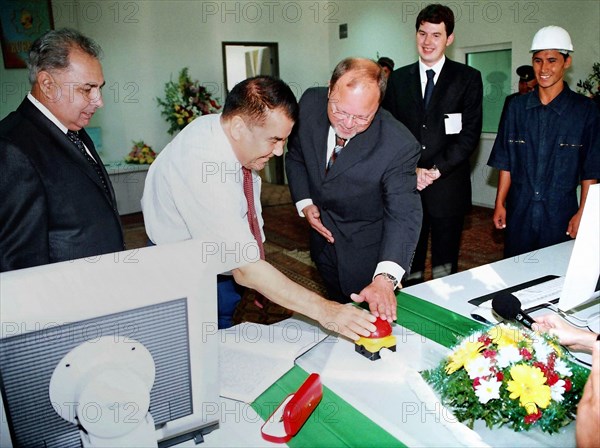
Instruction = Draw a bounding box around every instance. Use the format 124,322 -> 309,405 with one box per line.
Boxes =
313,243 -> 350,304
410,213 -> 465,281
216,275 -> 244,329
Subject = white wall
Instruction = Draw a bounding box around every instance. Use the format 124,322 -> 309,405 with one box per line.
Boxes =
1,1 -> 599,207
1,0 -> 331,161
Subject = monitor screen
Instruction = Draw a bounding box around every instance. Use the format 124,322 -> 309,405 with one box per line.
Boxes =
559,183 -> 600,311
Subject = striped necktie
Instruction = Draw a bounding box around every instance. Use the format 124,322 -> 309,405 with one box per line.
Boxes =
66,130 -> 111,198
242,167 -> 265,260
326,135 -> 346,173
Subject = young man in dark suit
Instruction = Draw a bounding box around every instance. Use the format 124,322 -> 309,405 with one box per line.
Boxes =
0,28 -> 124,272
286,58 -> 422,322
382,3 -> 483,284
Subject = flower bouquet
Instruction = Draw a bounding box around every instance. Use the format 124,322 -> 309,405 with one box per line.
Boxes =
422,324 -> 589,433
125,140 -> 157,164
156,67 -> 221,135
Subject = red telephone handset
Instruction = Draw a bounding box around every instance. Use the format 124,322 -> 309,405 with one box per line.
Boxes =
261,373 -> 323,443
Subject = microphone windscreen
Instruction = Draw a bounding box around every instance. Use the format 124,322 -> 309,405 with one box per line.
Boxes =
492,292 -> 522,320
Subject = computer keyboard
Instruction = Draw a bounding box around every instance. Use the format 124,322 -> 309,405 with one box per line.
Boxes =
512,276 -> 564,309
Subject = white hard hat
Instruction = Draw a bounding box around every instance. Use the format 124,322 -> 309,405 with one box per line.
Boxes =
530,26 -> 574,53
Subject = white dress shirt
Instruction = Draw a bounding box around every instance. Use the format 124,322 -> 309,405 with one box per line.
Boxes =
419,56 -> 446,97
141,113 -> 261,264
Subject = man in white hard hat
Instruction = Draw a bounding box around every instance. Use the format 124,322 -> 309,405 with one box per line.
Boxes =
488,25 -> 600,258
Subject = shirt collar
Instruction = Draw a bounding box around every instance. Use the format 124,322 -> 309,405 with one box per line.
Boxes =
328,126 -> 352,146
419,56 -> 446,82
526,82 -> 571,115
27,92 -> 68,134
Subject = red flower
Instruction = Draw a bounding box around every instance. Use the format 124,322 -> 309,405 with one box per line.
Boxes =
473,378 -> 481,388
478,335 -> 492,346
546,372 -> 559,386
519,348 -> 532,360
547,353 -> 556,370
496,372 -> 504,381
564,378 -> 572,392
533,361 -> 547,374
524,409 -> 543,424
483,349 -> 497,359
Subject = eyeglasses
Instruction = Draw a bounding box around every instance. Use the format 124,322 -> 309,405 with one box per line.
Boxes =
329,102 -> 374,125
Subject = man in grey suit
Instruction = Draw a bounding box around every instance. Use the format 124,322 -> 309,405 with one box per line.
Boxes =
286,58 -> 422,322
382,3 -> 483,284
0,28 -> 123,272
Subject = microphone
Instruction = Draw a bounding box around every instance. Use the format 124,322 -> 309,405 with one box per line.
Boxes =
491,292 -> 536,329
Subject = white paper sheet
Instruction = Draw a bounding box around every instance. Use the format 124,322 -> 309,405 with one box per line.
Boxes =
219,316 -> 328,403
444,113 -> 462,134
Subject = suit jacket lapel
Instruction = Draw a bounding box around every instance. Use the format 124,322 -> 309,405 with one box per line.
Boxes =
19,99 -> 114,203
426,59 -> 454,112
312,101 -> 331,183
324,113 -> 381,181
79,129 -> 117,203
408,63 -> 424,112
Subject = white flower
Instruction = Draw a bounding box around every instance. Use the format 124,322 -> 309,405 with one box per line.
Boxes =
550,380 -> 566,402
496,345 -> 521,369
532,339 -> 553,362
554,358 -> 572,377
475,378 -> 502,404
465,356 -> 492,379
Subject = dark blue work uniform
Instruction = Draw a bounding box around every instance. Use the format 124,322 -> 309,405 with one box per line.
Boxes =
488,83 -> 600,258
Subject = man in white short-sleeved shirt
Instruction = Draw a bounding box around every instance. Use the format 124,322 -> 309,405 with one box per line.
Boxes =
142,76 -> 376,340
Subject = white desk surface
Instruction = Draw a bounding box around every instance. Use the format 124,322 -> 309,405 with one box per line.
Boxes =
403,241 -> 574,319
191,241 -> 584,447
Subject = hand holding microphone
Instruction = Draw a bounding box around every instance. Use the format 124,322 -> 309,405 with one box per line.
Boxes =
492,293 -> 599,353
491,292 -> 536,329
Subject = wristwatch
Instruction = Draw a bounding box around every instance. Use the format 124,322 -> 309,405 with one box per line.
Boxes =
376,272 -> 399,290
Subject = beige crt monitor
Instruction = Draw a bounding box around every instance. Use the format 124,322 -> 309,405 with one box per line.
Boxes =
559,183 -> 600,311
0,240 -> 244,448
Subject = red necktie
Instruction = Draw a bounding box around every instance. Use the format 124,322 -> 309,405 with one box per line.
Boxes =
326,135 -> 346,173
242,167 -> 265,260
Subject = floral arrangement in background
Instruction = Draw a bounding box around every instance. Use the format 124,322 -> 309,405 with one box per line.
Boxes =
156,67 -> 222,135
422,324 -> 588,433
577,62 -> 600,101
125,140 -> 157,164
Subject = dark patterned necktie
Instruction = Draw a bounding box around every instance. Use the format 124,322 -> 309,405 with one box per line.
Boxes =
424,69 -> 436,109
326,135 -> 346,173
242,167 -> 265,260
66,130 -> 111,198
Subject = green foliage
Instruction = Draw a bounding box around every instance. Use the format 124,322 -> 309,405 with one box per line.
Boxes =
577,62 -> 600,98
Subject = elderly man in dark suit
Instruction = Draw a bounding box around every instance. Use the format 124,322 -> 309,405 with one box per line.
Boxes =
0,28 -> 123,272
382,3 -> 483,284
286,58 -> 422,322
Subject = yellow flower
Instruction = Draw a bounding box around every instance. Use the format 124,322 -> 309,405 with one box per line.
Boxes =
507,364 -> 551,413
445,341 -> 484,374
177,117 -> 184,125
548,340 -> 564,358
488,324 -> 527,349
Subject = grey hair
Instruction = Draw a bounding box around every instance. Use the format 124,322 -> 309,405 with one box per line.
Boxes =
27,28 -> 103,85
